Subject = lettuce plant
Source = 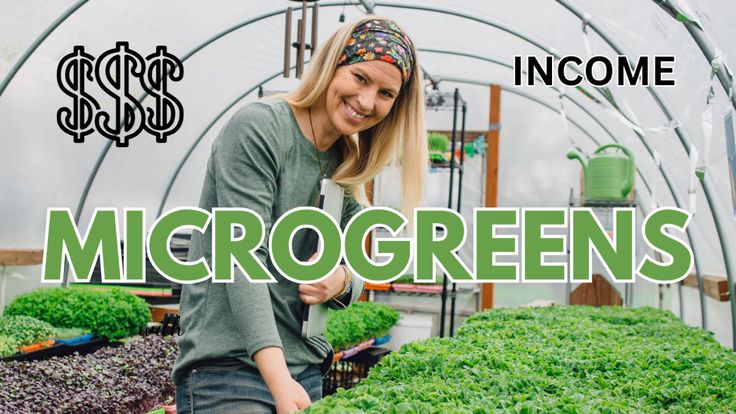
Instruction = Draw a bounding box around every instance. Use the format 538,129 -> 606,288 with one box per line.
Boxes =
306,306 -> 736,413
325,302 -> 400,351
4,287 -> 150,340
0,315 -> 57,347
0,335 -> 17,358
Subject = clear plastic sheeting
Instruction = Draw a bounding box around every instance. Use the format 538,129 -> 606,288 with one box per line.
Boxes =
1,0 -> 735,347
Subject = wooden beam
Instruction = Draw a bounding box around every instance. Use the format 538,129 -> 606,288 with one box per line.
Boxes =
430,130 -> 487,139
682,273 -> 730,302
0,249 -> 43,266
150,305 -> 180,323
481,84 -> 501,310
682,273 -> 699,288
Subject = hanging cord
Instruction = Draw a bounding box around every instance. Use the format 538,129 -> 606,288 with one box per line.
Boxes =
556,85 -> 584,154
339,0 -> 347,22
308,106 -> 327,178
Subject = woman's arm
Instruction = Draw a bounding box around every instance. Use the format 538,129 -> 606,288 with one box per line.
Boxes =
214,104 -> 315,411
214,103 -> 285,359
253,347 -> 311,413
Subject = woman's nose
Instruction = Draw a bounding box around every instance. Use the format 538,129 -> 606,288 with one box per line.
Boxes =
356,92 -> 375,113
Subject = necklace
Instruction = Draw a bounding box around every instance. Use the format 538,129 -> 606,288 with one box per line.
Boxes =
307,106 -> 327,178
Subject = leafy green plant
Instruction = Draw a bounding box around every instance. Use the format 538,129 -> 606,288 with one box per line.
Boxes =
306,306 -> 736,413
392,274 -> 445,285
0,335 -> 18,358
54,327 -> 92,340
325,302 -> 400,351
0,315 -> 57,347
4,287 -> 150,340
427,132 -> 449,152
427,132 -> 449,163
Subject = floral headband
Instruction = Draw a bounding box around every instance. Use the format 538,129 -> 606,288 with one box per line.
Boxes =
337,19 -> 415,85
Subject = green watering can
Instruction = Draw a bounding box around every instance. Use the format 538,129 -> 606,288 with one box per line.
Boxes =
567,144 -> 635,202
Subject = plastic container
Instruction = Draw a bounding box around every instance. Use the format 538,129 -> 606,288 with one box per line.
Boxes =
364,283 -> 391,291
386,314 -> 434,352
373,334 -> 391,346
20,339 -> 55,353
56,333 -> 94,346
323,347 -> 390,396
2,336 -> 112,362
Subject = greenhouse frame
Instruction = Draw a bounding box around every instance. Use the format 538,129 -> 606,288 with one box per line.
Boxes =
1,0 -> 735,412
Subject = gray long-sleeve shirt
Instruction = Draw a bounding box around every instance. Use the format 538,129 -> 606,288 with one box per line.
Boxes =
172,98 -> 364,384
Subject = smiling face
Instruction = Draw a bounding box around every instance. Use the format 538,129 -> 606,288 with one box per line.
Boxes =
323,59 -> 403,136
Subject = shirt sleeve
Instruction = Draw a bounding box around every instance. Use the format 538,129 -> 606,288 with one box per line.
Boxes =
211,103 -> 285,357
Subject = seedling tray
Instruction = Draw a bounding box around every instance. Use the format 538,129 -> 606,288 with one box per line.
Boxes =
1,336 -> 112,362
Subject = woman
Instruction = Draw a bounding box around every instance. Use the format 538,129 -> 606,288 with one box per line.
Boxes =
173,16 -> 427,414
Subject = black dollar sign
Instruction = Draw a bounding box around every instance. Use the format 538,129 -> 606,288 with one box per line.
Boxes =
94,41 -> 146,147
57,46 -> 99,143
143,46 -> 184,143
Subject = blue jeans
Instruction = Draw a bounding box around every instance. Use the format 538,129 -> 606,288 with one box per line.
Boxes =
175,360 -> 323,414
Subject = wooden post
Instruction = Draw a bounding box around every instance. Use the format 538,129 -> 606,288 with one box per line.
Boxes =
296,1 -> 307,78
283,8 -> 292,77
482,84 -> 501,310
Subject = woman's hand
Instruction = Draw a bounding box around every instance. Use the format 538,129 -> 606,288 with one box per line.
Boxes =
298,252 -> 347,305
253,347 -> 312,413
270,376 -> 312,414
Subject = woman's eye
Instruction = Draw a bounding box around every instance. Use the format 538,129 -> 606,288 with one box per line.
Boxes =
354,73 -> 366,83
380,90 -> 393,98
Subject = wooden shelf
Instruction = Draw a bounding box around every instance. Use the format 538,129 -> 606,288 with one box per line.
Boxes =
682,273 -> 730,302
0,249 -> 43,266
150,304 -> 180,323
364,283 -> 391,291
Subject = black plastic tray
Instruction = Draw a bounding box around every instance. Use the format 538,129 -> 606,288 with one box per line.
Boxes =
1,336 -> 115,362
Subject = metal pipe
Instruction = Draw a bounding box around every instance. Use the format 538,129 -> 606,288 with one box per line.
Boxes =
556,0 -> 729,347
421,47 -> 709,327
156,68 -> 670,322
449,102 -> 467,337
357,0 -> 375,14
369,1 -> 714,331
68,5 -> 330,286
436,74 -> 706,321
440,88 -> 461,338
32,2 -> 708,331
652,0 -> 736,111
157,67 -> 302,218
0,0 -> 89,97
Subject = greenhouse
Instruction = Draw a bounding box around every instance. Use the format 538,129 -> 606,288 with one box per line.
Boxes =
1,0 -> 735,413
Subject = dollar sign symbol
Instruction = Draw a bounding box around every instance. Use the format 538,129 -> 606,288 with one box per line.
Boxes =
142,46 -> 184,143
57,46 -> 99,143
94,41 -> 146,147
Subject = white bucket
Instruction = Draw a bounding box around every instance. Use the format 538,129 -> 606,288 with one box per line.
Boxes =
386,313 -> 434,352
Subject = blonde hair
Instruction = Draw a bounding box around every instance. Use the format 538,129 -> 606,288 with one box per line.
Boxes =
283,16 -> 427,218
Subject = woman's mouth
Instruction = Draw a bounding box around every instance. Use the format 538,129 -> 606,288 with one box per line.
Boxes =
343,100 -> 367,121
